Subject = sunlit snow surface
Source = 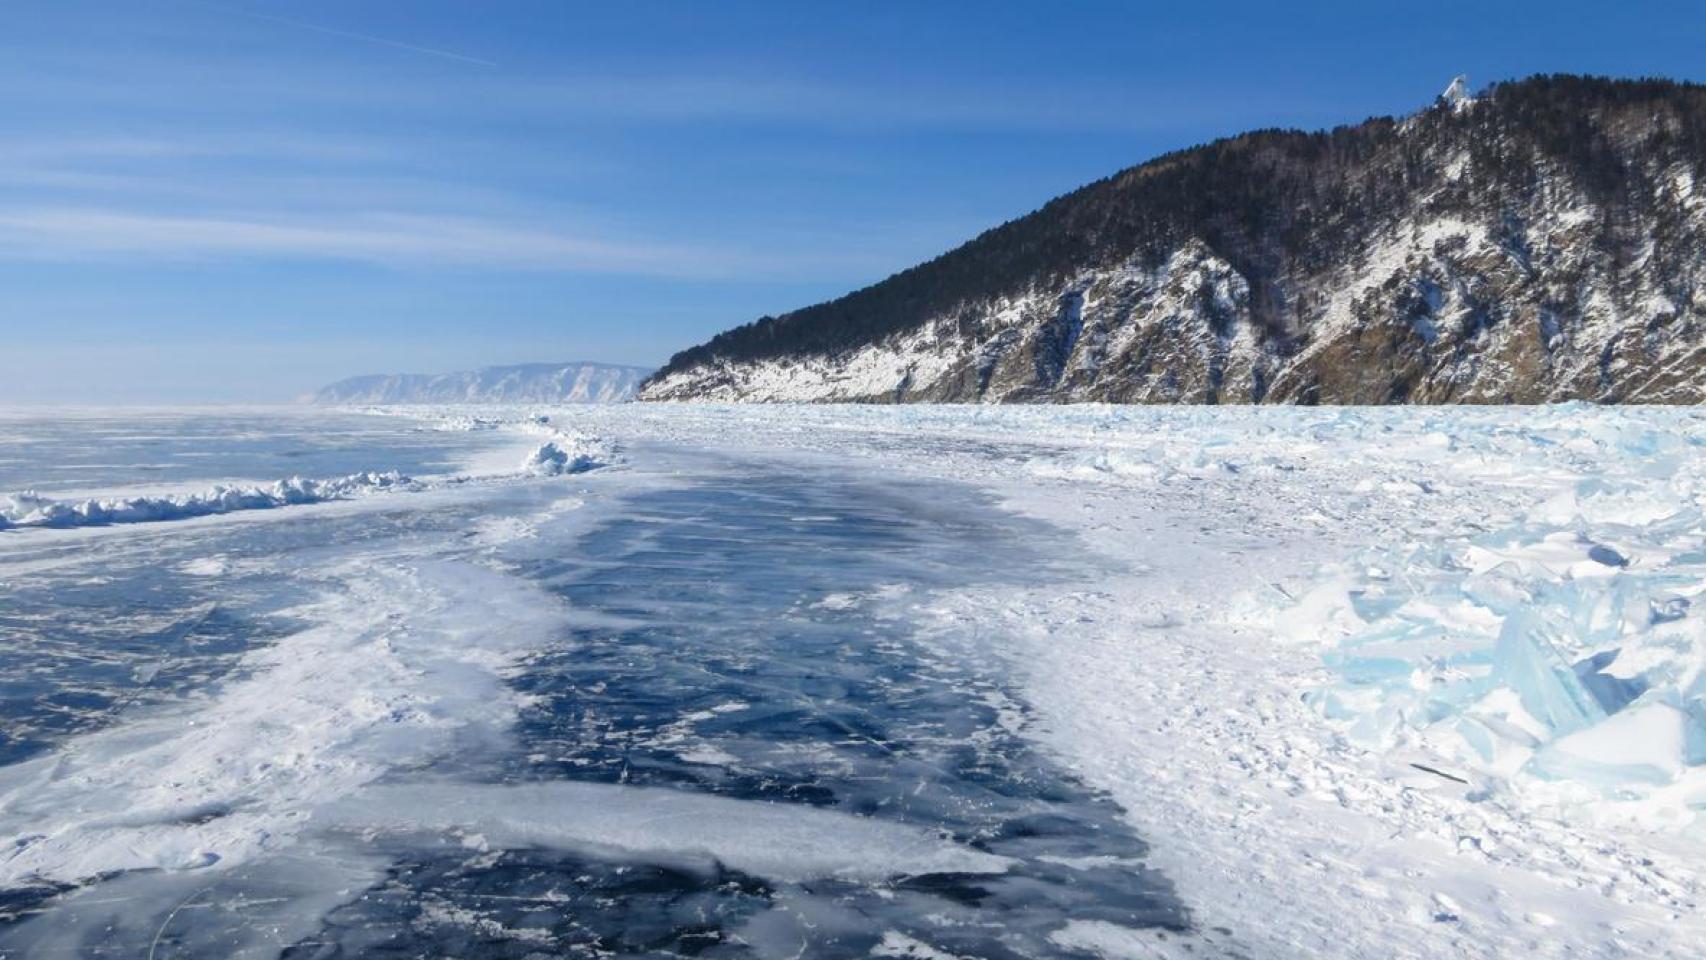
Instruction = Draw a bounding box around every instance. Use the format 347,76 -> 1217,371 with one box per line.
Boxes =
6,403 -> 1706,959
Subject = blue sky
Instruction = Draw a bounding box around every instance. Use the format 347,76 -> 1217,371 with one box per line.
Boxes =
1,1 -> 1701,402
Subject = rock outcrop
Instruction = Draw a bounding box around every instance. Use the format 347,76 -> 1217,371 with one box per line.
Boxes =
643,76 -> 1706,405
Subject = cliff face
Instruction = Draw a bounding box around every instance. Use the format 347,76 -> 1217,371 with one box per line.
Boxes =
642,76 -> 1706,404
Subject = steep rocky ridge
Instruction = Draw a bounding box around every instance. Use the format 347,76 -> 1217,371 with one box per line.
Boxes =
643,75 -> 1706,404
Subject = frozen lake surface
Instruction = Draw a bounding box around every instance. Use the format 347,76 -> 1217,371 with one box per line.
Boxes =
0,407 -> 516,496
0,412 -> 1184,958
6,403 -> 1706,959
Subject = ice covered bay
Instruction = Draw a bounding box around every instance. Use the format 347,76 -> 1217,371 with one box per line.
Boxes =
0,409 -> 1183,957
3,403 -> 1705,958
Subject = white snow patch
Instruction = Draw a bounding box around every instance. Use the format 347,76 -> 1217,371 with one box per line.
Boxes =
178,555 -> 230,576
1049,919 -> 1197,959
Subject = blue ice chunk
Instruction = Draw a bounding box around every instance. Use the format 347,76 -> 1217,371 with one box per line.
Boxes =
1650,593 -> 1690,624
1572,649 -> 1646,714
1684,707 -> 1706,767
1427,673 -> 1492,713
1531,578 -> 1630,651
1303,690 -> 1358,721
1492,610 -> 1607,736
1322,652 -> 1413,685
1461,563 -> 1534,615
1587,544 -> 1628,568
1347,588 -> 1406,621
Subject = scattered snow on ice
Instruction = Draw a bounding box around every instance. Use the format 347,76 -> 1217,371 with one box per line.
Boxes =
0,557 -> 573,888
178,555 -> 231,576
1048,919 -> 1196,960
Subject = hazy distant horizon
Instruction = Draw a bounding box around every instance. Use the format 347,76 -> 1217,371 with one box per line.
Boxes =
0,339 -> 670,405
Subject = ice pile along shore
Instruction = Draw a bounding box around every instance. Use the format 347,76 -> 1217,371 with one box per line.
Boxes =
422,409 -> 616,477
970,398 -> 1706,828
1283,416 -> 1706,826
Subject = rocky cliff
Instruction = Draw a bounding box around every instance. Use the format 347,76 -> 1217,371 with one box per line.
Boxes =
643,75 -> 1706,404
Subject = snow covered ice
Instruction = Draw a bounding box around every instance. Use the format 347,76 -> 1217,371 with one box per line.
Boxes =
2,402 -> 1705,958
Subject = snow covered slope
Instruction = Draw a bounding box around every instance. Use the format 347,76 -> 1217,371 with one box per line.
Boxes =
644,76 -> 1706,404
312,362 -> 651,405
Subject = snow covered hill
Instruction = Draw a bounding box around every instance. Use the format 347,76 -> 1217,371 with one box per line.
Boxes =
312,362 -> 651,404
643,75 -> 1706,404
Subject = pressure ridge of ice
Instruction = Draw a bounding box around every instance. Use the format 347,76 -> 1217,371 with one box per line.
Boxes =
0,412 -> 614,531
0,470 -> 417,530
1282,415 -> 1706,823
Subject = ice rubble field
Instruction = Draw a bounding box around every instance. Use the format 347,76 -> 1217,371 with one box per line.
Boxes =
1169,406 -> 1706,824
560,401 -> 1706,824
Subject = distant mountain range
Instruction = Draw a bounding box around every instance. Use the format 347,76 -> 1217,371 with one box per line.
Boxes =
643,75 -> 1706,404
312,362 -> 652,404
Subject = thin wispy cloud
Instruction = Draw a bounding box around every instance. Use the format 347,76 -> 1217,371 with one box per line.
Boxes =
0,133 -> 385,165
217,6 -> 497,67
451,72 -> 1349,136
0,207 -> 896,281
